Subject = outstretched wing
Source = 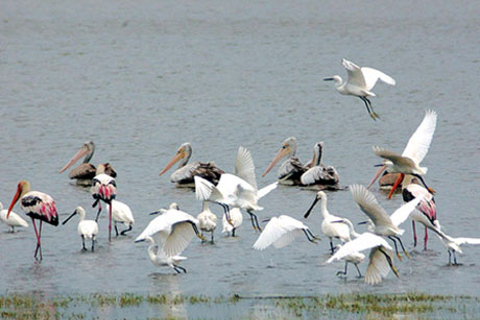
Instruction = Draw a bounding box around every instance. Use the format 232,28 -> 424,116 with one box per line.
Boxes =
402,109 -> 437,165
235,146 -> 257,190
361,67 -> 396,91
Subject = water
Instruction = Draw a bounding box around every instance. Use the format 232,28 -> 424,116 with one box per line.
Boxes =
1,0 -> 480,303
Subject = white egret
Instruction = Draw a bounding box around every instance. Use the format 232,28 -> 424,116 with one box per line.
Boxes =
435,222 -> 480,266
350,184 -> 422,260
106,199 -> 135,236
324,58 -> 396,120
0,201 -> 28,232
303,191 -> 353,254
222,207 -> 243,237
196,201 -> 218,243
253,215 -> 320,250
63,206 -> 99,251
144,236 -> 187,273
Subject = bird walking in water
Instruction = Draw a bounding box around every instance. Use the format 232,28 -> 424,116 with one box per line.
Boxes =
92,172 -> 117,242
324,58 -> 396,120
159,142 -> 224,188
63,206 -> 99,252
107,199 -> 135,236
196,201 -> 218,243
6,181 -> 59,260
143,236 -> 188,273
0,201 -> 29,232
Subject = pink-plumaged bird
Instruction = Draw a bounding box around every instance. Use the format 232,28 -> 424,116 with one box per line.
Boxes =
6,180 -> 59,260
92,173 -> 117,241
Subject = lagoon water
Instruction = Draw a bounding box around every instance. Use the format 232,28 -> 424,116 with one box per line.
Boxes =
1,0 -> 480,313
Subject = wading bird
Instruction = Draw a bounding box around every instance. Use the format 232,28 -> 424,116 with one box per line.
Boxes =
324,58 -> 396,120
63,206 -> 99,251
6,181 -> 59,260
59,141 -> 116,185
0,201 -> 28,232
304,191 -> 353,254
159,142 -> 224,187
435,222 -> 480,266
196,201 -> 218,243
350,184 -> 422,260
92,172 -> 117,241
143,236 -> 187,273
253,215 -> 320,250
107,199 -> 135,236
195,147 -> 277,232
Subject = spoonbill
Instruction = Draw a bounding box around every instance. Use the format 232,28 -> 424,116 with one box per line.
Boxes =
222,207 -> 243,237
92,172 -> 117,242
106,199 -> 135,236
62,206 -> 99,251
350,184 -> 422,260
0,201 -> 29,232
435,222 -> 480,266
324,58 -> 396,120
159,142 -> 224,188
6,180 -> 59,260
59,141 -> 116,185
368,109 -> 437,198
196,201 -> 218,243
303,191 -> 353,254
195,146 -> 278,232
253,215 -> 320,250
143,236 -> 187,273
326,219 -> 399,284
135,204 -> 206,258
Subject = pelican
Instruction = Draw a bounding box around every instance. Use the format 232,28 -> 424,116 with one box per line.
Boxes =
6,180 -> 59,260
195,146 -> 278,232
91,172 -> 117,242
222,207 -> 243,237
262,137 -> 308,185
368,109 -> 437,198
106,199 -> 135,236
135,203 -> 206,257
59,141 -> 116,185
159,142 -> 224,188
143,236 -> 187,273
0,201 -> 29,232
324,58 -> 396,120
350,184 -> 422,260
62,206 -> 99,251
435,222 -> 480,266
300,142 -> 340,190
196,201 -> 218,243
326,219 -> 399,284
303,191 -> 353,254
253,215 -> 320,250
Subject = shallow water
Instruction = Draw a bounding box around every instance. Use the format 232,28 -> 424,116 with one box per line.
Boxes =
1,0 -> 480,309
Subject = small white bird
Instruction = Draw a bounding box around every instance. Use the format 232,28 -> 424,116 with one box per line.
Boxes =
350,184 -> 422,260
0,201 -> 29,232
62,206 -> 99,251
326,219 -> 399,284
222,207 -> 243,237
107,199 -> 135,236
144,236 -> 187,273
324,58 -> 396,120
303,191 -> 353,254
253,215 -> 320,250
196,201 -> 218,243
435,222 -> 480,266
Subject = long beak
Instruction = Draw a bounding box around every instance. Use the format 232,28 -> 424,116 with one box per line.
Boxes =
159,152 -> 184,176
304,197 -> 319,219
387,173 -> 404,200
149,210 -> 161,215
323,77 -> 334,81
262,147 -> 290,177
366,164 -> 387,189
7,186 -> 22,220
59,146 -> 89,173
62,210 -> 77,225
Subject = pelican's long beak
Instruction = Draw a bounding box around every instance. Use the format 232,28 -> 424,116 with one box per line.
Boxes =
262,146 -> 290,177
366,164 -> 387,189
159,150 -> 185,176
387,173 -> 404,200
59,145 -> 90,173
7,184 -> 22,220
304,196 -> 320,219
62,210 -> 77,225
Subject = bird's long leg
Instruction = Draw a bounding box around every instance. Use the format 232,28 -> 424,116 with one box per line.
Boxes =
108,201 -> 112,242
379,247 -> 399,278
388,236 -> 402,260
423,226 -> 429,251
36,221 -> 43,260
82,235 -> 87,251
393,235 -> 410,259
359,96 -> 378,121
336,261 -> 348,276
114,224 -> 120,237
448,250 -> 453,266
247,210 -> 262,232
93,200 -> 101,222
173,265 -> 187,273
32,218 -> 41,260
413,174 -> 434,195
412,221 -> 418,248
192,223 -> 208,241
303,229 -> 321,243
453,251 -> 459,266
91,238 -> 95,252
329,238 -> 335,254
210,231 -> 215,244
354,263 -> 362,278
219,204 -> 233,226
120,225 -> 133,236
232,228 -> 236,237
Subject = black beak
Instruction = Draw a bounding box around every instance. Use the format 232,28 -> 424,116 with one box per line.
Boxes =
62,210 -> 77,225
304,197 -> 319,219
323,77 -> 334,81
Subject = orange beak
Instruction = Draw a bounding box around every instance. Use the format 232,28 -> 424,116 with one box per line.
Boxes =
59,145 -> 90,173
387,173 -> 404,200
159,150 -> 185,176
262,146 -> 290,177
7,184 -> 22,219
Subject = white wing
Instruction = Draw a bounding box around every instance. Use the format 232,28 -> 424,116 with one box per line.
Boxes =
253,215 -> 308,250
402,109 -> 437,165
234,147 -> 257,190
350,184 -> 392,227
194,176 -> 225,203
389,196 -> 423,227
365,246 -> 395,285
257,182 -> 278,199
342,58 -> 366,88
163,221 -> 196,257
326,232 -> 391,263
301,166 -> 326,185
455,237 -> 480,246
361,67 -> 396,91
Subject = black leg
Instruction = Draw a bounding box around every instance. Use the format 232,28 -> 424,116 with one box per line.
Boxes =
91,238 -> 95,252
174,265 -> 187,273
120,225 -> 133,236
82,235 -> 87,251
329,238 -> 335,254
388,236 -> 402,260
114,224 -> 119,237
303,229 -> 319,243
354,263 -> 362,278
336,261 -> 348,276
393,235 -> 410,259
232,228 -> 236,237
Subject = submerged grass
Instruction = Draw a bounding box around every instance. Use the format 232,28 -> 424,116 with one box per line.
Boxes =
0,292 -> 478,320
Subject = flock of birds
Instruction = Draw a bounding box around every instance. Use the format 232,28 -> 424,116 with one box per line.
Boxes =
3,59 -> 480,285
